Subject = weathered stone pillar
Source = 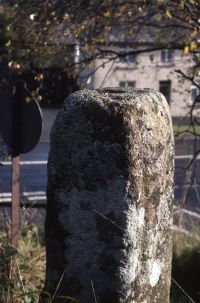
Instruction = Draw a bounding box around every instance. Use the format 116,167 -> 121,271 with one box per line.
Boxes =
43,88 -> 174,303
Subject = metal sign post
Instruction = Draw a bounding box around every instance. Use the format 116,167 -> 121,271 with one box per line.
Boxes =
0,79 -> 42,247
11,155 -> 20,246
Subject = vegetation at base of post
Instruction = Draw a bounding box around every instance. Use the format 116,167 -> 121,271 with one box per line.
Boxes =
173,125 -> 200,136
0,222 -> 45,303
0,219 -> 78,302
171,227 -> 200,303
0,218 -> 200,302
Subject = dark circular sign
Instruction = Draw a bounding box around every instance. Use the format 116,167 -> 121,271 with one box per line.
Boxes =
0,80 -> 42,157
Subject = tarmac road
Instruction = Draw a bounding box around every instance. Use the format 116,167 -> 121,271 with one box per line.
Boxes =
0,139 -> 200,215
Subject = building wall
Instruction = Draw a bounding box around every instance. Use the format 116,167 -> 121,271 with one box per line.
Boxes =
92,49 -> 199,117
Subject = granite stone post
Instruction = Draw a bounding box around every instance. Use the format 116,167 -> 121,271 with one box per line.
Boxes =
43,88 -> 174,303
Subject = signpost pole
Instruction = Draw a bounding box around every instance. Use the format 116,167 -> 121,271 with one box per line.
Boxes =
0,80 -> 42,247
11,155 -> 20,247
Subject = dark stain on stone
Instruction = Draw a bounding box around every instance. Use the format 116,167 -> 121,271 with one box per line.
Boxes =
99,254 -> 118,275
150,187 -> 161,206
156,141 -> 165,156
97,87 -> 126,94
136,119 -> 144,129
80,200 -> 91,211
56,276 -> 82,299
99,290 -> 121,303
83,104 -> 128,168
48,101 -> 130,191
66,276 -> 82,294
44,188 -> 68,297
95,211 -> 122,244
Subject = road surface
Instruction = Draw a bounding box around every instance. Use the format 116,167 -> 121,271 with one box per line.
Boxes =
0,140 -> 200,217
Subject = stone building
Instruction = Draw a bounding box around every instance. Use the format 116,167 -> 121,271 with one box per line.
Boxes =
84,48 -> 200,120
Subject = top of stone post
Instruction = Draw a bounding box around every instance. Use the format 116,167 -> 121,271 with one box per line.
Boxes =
97,87 -> 127,94
63,87 -> 171,116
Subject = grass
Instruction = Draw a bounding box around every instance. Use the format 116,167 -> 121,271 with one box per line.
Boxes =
0,220 -> 77,303
170,228 -> 200,303
0,221 -> 45,303
173,124 -> 200,136
0,219 -> 200,303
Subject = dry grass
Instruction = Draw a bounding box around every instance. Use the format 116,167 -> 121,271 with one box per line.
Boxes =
171,228 -> 200,303
173,124 -> 200,137
0,221 -> 45,303
173,227 -> 200,257
0,217 -> 200,303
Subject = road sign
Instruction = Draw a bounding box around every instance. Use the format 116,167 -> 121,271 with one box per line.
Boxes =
0,80 -> 42,157
0,79 -> 42,246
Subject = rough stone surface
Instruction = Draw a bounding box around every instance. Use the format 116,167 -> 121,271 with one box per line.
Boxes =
43,88 -> 174,303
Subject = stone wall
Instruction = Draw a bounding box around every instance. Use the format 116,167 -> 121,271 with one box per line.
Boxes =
43,88 -> 174,303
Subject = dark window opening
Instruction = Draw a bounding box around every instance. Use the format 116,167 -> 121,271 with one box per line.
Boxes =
161,50 -> 173,63
119,53 -> 136,64
190,85 -> 200,103
159,80 -> 171,104
119,81 -> 135,89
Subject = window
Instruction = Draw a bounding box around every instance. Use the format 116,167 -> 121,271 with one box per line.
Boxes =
161,50 -> 173,63
193,53 -> 200,65
190,85 -> 200,103
74,44 -> 80,63
159,81 -> 171,103
119,53 -> 136,64
119,81 -> 135,89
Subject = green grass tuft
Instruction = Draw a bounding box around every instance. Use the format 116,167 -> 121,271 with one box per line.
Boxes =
0,222 -> 45,303
173,124 -> 200,136
170,229 -> 200,303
